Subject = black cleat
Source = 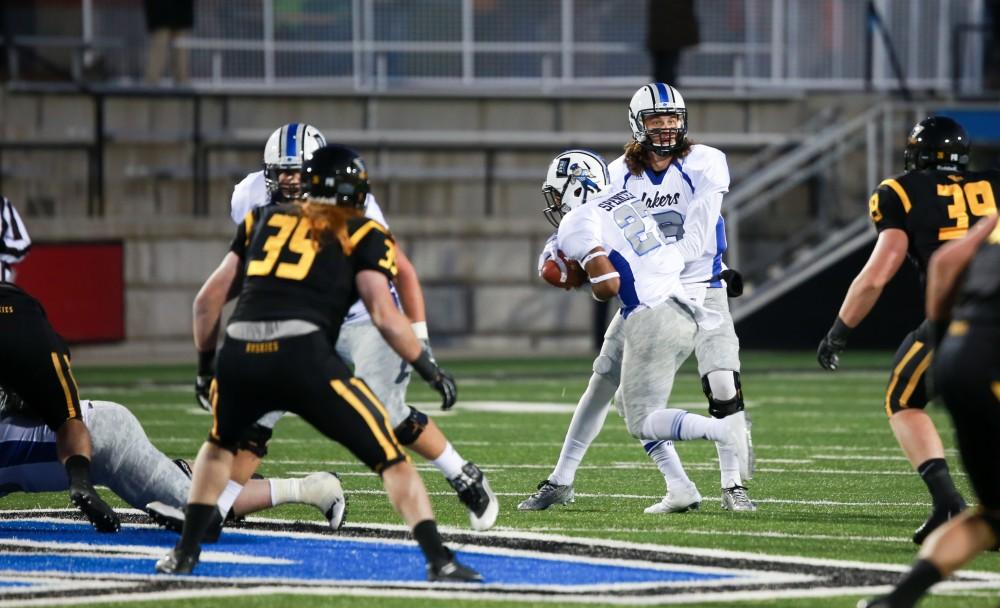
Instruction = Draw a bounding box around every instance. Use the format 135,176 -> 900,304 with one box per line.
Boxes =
145,501 -> 223,543
70,486 -> 120,533
155,546 -> 200,575
427,557 -> 483,582
913,503 -> 965,545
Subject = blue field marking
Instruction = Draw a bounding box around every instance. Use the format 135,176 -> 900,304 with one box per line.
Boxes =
0,519 -> 733,588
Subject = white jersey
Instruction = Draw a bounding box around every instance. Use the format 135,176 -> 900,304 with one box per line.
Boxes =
607,144 -> 730,287
229,170 -> 395,326
557,188 -> 720,329
0,402 -> 97,496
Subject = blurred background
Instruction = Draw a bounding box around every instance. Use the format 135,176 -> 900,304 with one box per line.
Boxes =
1,0 -> 998,362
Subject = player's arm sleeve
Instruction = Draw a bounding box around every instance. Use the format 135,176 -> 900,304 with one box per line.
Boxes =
869,181 -> 908,232
557,210 -> 602,262
351,221 -> 398,283
674,192 -> 723,262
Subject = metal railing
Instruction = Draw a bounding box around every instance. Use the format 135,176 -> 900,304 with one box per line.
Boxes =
3,0 -> 990,94
725,102 -> 927,322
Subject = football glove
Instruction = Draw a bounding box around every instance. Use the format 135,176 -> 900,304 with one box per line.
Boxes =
411,350 -> 457,410
196,349 -> 216,411
195,375 -> 213,411
817,318 -> 852,371
537,235 -> 567,281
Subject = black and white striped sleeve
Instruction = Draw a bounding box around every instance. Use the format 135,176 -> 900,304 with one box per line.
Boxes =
0,197 -> 31,282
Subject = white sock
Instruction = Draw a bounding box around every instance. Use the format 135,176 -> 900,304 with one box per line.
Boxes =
717,442 -> 743,488
643,440 -> 691,489
549,372 -> 616,486
641,409 -> 727,442
269,478 -> 300,506
217,480 -> 243,514
430,442 -> 465,479
706,370 -> 738,401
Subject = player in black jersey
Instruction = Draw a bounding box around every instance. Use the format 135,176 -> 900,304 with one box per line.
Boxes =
817,116 -> 999,545
0,283 -> 120,532
156,145 -> 479,582
857,213 -> 1000,608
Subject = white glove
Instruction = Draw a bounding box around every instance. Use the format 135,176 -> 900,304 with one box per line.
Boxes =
537,235 -> 567,282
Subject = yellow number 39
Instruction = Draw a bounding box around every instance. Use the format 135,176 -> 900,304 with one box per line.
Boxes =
938,180 -> 997,241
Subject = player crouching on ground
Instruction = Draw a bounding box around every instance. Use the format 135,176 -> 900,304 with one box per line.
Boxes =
0,394 -> 345,533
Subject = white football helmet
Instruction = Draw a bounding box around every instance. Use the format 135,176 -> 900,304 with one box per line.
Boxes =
263,123 -> 327,200
628,83 -> 687,155
542,149 -> 610,227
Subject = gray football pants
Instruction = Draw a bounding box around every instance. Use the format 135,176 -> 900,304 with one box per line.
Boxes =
620,299 -> 698,438
336,320 -> 411,427
89,401 -> 191,509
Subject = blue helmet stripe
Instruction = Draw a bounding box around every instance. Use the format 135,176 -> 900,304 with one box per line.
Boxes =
655,83 -> 670,103
285,123 -> 299,159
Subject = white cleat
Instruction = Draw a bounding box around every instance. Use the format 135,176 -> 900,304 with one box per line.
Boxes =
306,472 -> 347,530
644,483 -> 702,514
448,462 -> 499,531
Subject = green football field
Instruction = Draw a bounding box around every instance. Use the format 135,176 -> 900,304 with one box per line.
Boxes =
4,351 -> 999,608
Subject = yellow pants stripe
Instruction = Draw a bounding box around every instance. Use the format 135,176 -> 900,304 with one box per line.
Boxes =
50,352 -> 77,419
992,382 -> 1000,403
885,341 -> 924,417
898,350 -> 933,407
331,379 -> 400,462
210,378 -> 220,440
349,378 -> 396,432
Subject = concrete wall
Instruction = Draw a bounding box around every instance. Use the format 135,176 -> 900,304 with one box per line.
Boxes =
0,87 -> 864,362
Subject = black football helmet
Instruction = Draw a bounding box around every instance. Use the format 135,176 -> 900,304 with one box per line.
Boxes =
903,116 -> 970,171
301,145 -> 369,208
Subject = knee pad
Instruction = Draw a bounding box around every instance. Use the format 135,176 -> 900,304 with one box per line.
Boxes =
238,423 -> 273,457
702,371 -> 745,419
392,406 -> 429,446
593,353 -> 622,386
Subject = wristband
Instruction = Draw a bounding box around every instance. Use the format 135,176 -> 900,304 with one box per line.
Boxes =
827,317 -> 853,343
581,250 -> 608,267
589,272 -> 620,284
411,321 -> 429,341
197,349 -> 216,376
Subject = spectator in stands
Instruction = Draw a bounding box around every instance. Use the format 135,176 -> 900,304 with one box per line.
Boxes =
0,196 -> 31,282
987,0 -> 1000,90
143,0 -> 194,85
646,0 -> 699,86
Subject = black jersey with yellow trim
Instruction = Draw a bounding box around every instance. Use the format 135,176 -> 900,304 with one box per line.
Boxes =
228,204 -> 398,335
868,168 -> 1000,279
954,218 -> 1000,325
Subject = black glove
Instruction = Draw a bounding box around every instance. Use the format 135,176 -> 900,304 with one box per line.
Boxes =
817,318 -> 852,371
195,349 -> 215,411
411,350 -> 457,410
719,269 -> 744,298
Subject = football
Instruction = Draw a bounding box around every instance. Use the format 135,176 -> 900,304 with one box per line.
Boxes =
541,251 -> 588,290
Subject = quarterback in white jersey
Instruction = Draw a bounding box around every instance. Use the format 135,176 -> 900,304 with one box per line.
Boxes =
195,124 -> 498,531
520,85 -> 756,514
0,397 -> 345,530
539,149 -> 751,490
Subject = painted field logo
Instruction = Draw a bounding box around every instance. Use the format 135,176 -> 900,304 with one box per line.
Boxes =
0,510 -> 998,605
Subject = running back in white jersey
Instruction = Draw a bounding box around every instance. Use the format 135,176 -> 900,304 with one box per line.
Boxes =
607,144 -> 730,286
557,189 -> 687,318
229,170 -> 394,326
